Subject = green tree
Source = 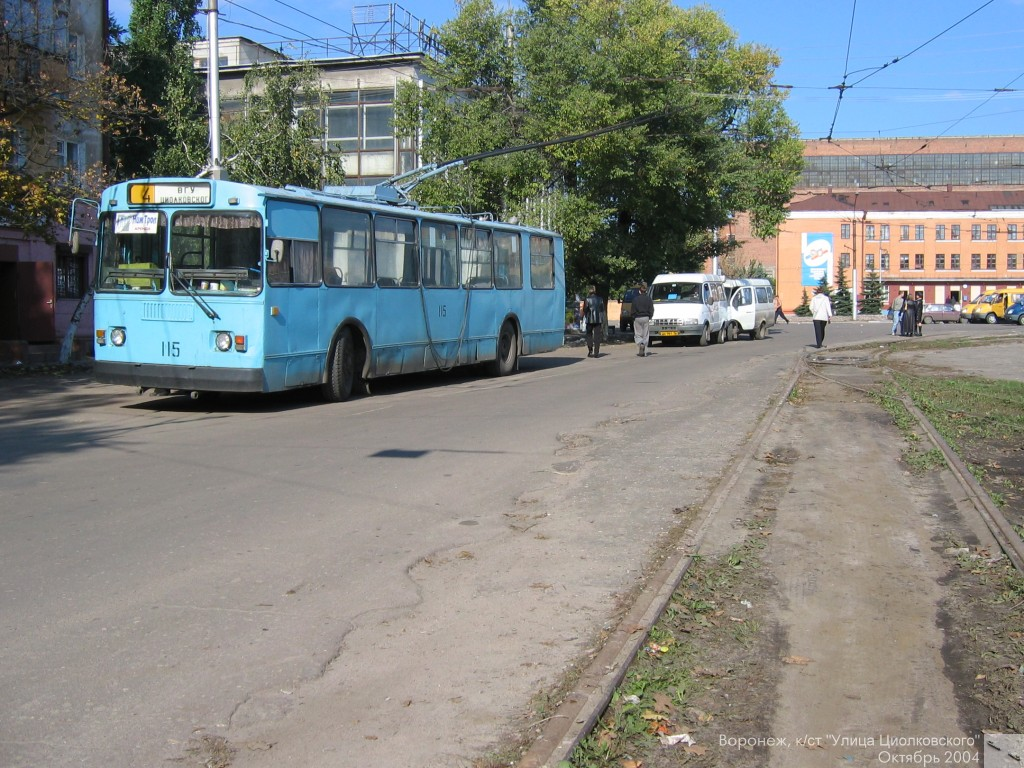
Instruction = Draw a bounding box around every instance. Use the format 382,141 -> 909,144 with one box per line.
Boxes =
794,287 -> 812,317
220,62 -> 344,188
832,263 -> 852,316
395,0 -> 803,297
860,271 -> 886,315
110,0 -> 203,178
0,10 -> 148,239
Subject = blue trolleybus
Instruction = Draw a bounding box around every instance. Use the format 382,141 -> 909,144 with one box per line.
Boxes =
92,178 -> 565,401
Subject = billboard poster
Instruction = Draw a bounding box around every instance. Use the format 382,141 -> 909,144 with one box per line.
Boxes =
801,233 -> 834,287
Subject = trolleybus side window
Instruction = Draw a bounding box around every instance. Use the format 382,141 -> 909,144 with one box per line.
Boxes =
374,215 -> 418,287
98,211 -> 167,292
530,235 -> 555,289
494,231 -> 522,289
265,201 -> 321,286
462,226 -> 492,288
322,207 -> 372,287
170,212 -> 263,294
421,221 -> 459,288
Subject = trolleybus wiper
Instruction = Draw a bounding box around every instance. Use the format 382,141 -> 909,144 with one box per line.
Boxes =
171,268 -> 220,320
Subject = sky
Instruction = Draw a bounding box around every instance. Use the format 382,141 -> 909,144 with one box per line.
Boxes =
108,0 -> 1024,140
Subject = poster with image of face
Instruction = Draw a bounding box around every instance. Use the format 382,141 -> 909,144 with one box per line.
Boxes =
801,233 -> 833,286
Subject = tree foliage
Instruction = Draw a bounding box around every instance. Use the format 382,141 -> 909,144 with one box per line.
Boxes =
110,0 -> 202,178
860,270 -> 886,314
219,62 -> 344,188
832,262 -> 853,316
1,10 -> 149,239
395,0 -> 802,294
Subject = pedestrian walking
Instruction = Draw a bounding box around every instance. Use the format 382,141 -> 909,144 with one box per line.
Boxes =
900,292 -> 917,336
631,281 -> 654,357
581,285 -> 605,357
889,291 -> 907,336
810,286 -> 833,349
774,295 -> 790,325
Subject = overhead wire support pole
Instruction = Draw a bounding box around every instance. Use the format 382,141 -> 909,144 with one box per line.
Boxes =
205,0 -> 224,180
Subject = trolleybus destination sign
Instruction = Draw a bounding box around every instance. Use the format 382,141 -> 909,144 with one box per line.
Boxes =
128,183 -> 212,205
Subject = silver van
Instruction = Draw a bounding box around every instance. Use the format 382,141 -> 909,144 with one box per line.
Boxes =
648,273 -> 729,346
724,278 -> 776,340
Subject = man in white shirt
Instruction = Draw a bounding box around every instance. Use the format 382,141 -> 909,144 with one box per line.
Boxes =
810,287 -> 833,349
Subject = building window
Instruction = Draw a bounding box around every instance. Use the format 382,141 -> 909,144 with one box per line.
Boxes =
1009,254 -> 1019,270
987,224 -> 998,240
971,253 -> 981,270
951,224 -> 960,240
880,224 -> 889,241
915,225 -> 925,241
935,254 -> 945,270
971,224 -> 981,240
841,223 -> 850,239
56,246 -> 87,298
67,33 -> 83,78
865,224 -> 876,240
840,252 -> 850,268
865,253 -> 875,270
950,253 -> 960,269
986,253 -> 997,270
899,254 -> 910,270
914,253 -> 924,270
324,88 -> 399,182
57,140 -> 85,176
880,253 -> 890,270
900,225 -> 910,241
1009,224 -> 1019,241
935,224 -> 946,240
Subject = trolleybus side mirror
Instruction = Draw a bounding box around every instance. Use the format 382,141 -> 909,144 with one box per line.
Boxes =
268,239 -> 284,263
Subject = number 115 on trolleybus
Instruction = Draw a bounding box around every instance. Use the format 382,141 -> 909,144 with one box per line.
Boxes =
92,178 -> 566,401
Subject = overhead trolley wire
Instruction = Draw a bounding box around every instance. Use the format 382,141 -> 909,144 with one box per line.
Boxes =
825,0 -> 998,141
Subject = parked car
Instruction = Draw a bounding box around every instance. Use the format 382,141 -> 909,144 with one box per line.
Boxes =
921,303 -> 959,324
619,287 -> 637,331
1006,299 -> 1024,325
965,289 -> 1024,323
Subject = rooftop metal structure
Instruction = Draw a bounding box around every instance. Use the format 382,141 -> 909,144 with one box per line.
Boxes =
260,3 -> 444,61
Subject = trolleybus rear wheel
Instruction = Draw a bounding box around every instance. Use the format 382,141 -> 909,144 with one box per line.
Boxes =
323,329 -> 357,402
491,321 -> 518,376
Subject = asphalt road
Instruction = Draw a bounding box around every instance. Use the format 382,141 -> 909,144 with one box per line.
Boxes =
0,318 -> 1013,767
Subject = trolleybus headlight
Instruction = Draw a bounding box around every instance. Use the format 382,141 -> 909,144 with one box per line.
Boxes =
215,332 -> 232,352
110,328 -> 126,347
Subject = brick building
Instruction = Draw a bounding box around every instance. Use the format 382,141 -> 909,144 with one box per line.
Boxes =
724,136 -> 1024,314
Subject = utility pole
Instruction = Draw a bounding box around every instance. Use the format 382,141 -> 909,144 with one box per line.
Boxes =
206,0 -> 224,180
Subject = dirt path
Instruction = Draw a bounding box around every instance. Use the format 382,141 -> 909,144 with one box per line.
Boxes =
691,353 -> 1001,767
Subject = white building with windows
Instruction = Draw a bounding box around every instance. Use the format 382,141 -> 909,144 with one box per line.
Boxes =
193,4 -> 441,184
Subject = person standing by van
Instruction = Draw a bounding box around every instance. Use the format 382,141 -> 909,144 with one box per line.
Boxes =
631,282 -> 654,357
581,285 -> 605,357
810,286 -> 833,349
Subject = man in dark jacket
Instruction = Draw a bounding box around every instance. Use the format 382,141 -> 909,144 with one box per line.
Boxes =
581,285 -> 605,357
631,282 -> 654,357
